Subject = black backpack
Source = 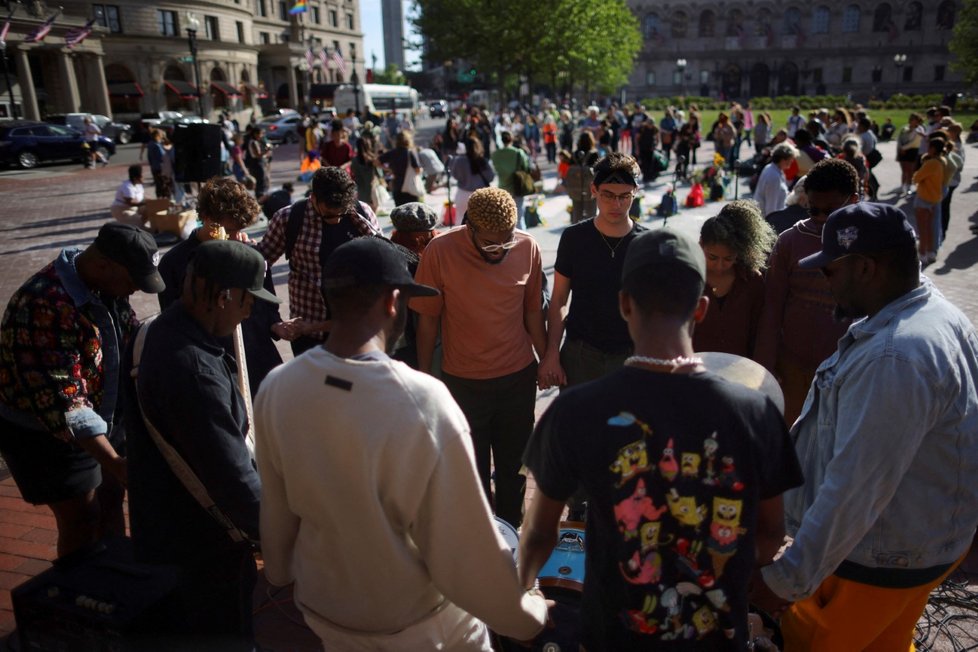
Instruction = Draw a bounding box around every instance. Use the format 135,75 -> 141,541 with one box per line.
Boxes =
283,199 -> 371,262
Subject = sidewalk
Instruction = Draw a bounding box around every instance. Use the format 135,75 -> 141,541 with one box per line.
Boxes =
0,139 -> 976,649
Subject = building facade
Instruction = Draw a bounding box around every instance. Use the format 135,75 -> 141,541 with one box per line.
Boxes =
0,0 -> 364,123
625,0 -> 961,102
380,0 -> 404,71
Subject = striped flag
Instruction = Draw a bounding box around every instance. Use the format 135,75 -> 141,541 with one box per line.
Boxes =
305,46 -> 315,69
64,18 -> 96,48
288,0 -> 308,15
0,13 -> 11,47
24,12 -> 58,43
330,45 -> 347,77
318,47 -> 328,69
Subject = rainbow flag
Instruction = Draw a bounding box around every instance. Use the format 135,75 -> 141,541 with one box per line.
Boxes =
288,0 -> 307,14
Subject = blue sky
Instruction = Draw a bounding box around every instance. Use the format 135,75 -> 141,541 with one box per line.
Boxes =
360,0 -> 421,71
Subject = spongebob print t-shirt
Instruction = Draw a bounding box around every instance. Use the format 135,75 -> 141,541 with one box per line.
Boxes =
524,367 -> 802,650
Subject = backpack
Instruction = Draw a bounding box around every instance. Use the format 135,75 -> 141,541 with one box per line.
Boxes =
564,155 -> 595,201
283,199 -> 371,262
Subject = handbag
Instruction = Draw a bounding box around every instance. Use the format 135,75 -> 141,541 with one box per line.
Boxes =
866,148 -> 883,168
401,164 -> 426,198
513,170 -> 536,197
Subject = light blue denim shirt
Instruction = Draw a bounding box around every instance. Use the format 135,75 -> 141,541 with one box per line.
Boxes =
763,280 -> 978,600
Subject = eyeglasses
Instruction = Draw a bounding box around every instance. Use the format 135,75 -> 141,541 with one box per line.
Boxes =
598,190 -> 636,204
470,227 -> 519,253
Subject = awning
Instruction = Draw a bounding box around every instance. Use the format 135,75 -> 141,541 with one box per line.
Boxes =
164,80 -> 199,99
210,80 -> 241,96
243,84 -> 268,99
107,82 -> 144,98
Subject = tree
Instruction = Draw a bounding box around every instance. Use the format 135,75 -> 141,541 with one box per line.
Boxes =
949,0 -> 978,84
412,0 -> 640,100
373,64 -> 406,85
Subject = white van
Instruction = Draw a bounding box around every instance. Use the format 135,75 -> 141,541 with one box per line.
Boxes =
333,84 -> 418,116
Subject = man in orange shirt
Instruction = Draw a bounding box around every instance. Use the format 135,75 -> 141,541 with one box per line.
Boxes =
412,188 -> 547,527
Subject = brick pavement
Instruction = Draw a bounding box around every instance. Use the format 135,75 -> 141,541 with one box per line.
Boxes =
0,137 -> 976,649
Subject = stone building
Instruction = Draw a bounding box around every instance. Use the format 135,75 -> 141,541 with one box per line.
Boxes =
625,0 -> 961,102
0,0 -> 364,122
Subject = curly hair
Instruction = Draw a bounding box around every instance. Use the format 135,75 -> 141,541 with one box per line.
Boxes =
196,177 -> 260,230
311,166 -> 358,210
700,200 -> 776,275
805,158 -> 860,196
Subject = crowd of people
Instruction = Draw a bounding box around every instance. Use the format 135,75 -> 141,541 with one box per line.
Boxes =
0,92 -> 976,651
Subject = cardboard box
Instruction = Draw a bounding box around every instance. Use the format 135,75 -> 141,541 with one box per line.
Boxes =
150,208 -> 196,238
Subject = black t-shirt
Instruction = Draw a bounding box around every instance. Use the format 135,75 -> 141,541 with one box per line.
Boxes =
555,219 -> 647,353
524,367 -> 803,651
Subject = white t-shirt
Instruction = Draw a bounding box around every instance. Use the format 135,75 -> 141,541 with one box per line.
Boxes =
112,180 -> 144,208
84,122 -> 101,143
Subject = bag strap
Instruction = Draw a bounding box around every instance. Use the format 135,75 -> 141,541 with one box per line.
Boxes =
284,199 -> 308,261
130,317 -> 256,546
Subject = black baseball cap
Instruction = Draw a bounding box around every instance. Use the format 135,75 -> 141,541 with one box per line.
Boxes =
93,223 -> 165,294
322,237 -> 438,297
799,202 -> 917,269
622,227 -> 706,284
190,240 -> 282,304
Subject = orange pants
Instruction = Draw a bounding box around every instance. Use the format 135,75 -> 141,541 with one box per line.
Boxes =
781,558 -> 962,651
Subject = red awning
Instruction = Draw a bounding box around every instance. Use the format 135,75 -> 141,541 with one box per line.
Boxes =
108,82 -> 144,98
210,80 -> 241,96
164,80 -> 199,99
243,84 -> 268,99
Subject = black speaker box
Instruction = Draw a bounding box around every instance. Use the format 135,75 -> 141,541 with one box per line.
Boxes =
171,122 -> 223,183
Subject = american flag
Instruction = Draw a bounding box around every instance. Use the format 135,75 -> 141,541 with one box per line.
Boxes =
0,13 -> 11,47
305,46 -> 315,69
330,45 -> 347,77
64,18 -> 96,49
24,12 -> 58,43
318,47 -> 329,69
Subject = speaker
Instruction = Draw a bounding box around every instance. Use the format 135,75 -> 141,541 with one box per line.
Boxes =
172,122 -> 223,183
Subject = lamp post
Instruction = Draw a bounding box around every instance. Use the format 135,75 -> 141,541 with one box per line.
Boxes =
893,53 -> 907,84
304,35 -> 313,111
350,56 -> 361,117
676,58 -> 687,97
185,12 -> 203,115
443,59 -> 452,101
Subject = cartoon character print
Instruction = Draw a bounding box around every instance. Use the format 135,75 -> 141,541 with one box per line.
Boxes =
659,437 -> 679,481
640,520 -> 674,553
702,433 -> 719,486
608,439 -> 651,488
680,452 -> 701,478
615,478 -> 668,540
666,488 -> 707,529
719,455 -> 745,491
707,497 -> 746,577
691,605 -> 718,639
621,549 -> 663,585
623,594 -> 660,635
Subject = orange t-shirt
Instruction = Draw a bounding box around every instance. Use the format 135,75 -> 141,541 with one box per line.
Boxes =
411,227 -> 543,379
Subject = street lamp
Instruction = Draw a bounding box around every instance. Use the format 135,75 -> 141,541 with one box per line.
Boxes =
185,12 -> 203,115
350,56 -> 361,117
676,58 -> 687,97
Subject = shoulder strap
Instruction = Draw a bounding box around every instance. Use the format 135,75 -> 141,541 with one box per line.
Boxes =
284,199 -> 308,261
130,317 -> 256,546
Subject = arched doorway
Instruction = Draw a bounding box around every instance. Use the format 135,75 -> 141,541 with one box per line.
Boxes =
104,63 -> 141,115
750,63 -> 770,98
210,67 -> 228,111
163,64 -> 194,111
778,62 -> 799,96
722,65 -> 741,100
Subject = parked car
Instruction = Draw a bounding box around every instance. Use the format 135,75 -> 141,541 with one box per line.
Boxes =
139,111 -> 183,128
44,113 -> 133,144
154,115 -> 208,139
428,99 -> 448,118
0,120 -> 116,169
258,113 -> 303,144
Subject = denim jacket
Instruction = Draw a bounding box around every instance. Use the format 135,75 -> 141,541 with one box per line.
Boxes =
763,281 -> 978,600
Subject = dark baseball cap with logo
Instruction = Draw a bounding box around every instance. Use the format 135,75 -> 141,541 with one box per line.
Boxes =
799,202 -> 917,269
322,237 -> 438,297
93,223 -> 165,294
190,240 -> 282,304
622,227 -> 706,284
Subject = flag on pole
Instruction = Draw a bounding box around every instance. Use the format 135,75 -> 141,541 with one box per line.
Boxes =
288,0 -> 308,15
65,18 -> 96,49
330,45 -> 347,77
305,46 -> 315,69
24,12 -> 58,43
0,13 -> 12,47
318,47 -> 329,69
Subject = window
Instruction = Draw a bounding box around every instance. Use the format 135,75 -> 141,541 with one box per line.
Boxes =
698,10 -> 715,37
871,66 -> 882,82
784,7 -> 802,35
346,13 -> 354,30
205,16 -> 219,40
260,31 -> 270,44
643,13 -> 661,40
158,9 -> 177,36
312,6 -> 320,24
329,10 -> 338,27
842,66 -> 852,83
671,11 -> 687,38
842,4 -> 860,32
93,4 -> 121,33
936,1 -> 955,30
256,0 -> 267,17
646,71 -> 656,86
236,21 -> 245,42
872,3 -> 892,32
903,65 -> 913,82
904,2 -> 922,30
813,67 -> 823,83
935,65 -> 945,82
812,6 -> 830,34
279,1 -> 288,21
700,70 -> 709,84
673,70 -> 682,85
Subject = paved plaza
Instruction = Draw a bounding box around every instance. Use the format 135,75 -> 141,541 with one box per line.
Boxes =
0,131 -> 976,649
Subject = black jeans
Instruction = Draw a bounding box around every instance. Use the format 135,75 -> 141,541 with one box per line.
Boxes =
442,363 -> 537,528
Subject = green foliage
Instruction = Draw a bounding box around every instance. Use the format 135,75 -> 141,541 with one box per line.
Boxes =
373,64 -> 406,85
412,0 -> 640,97
950,0 -> 978,84
637,94 -> 957,113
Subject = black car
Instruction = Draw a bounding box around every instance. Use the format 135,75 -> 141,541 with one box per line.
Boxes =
44,113 -> 133,144
0,120 -> 116,169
